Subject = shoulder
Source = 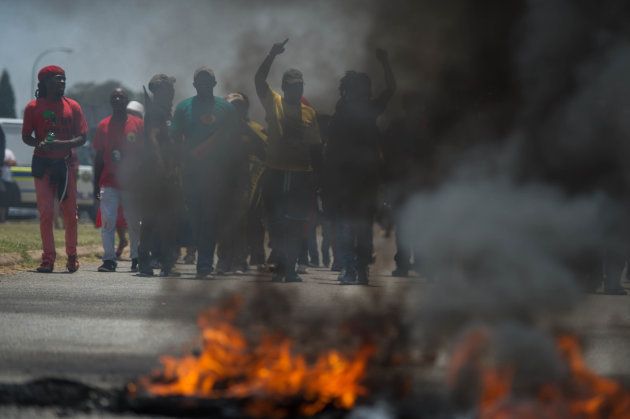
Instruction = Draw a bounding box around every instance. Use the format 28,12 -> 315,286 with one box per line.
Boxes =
97,116 -> 111,128
23,99 -> 39,113
175,97 -> 194,111
214,96 -> 235,112
127,114 -> 143,126
301,103 -> 318,120
63,97 -> 83,110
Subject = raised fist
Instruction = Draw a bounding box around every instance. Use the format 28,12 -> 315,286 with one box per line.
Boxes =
270,38 -> 289,57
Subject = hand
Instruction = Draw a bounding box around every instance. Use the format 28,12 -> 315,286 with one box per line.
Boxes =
269,38 -> 289,57
375,48 -> 389,63
38,139 -> 64,151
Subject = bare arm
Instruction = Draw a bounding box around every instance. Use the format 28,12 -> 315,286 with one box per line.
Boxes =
255,39 -> 288,101
22,134 -> 39,147
93,150 -> 103,200
374,48 -> 396,107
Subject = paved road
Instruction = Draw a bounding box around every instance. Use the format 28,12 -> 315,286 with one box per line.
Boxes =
0,255 -> 629,393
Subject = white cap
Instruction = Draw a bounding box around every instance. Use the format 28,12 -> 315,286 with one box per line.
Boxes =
126,101 -> 145,118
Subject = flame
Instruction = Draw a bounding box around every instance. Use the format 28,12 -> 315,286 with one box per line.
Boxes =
449,328 -> 630,419
133,297 -> 374,417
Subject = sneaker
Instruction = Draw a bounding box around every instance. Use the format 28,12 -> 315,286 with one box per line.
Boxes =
137,269 -> 154,277
285,274 -> 303,283
36,261 -> 54,273
331,261 -> 342,272
66,255 -> 79,273
159,269 -> 181,277
130,258 -> 138,273
98,260 -> 117,272
271,274 -> 284,282
338,269 -> 357,285
391,268 -> 409,277
297,264 -> 308,274
196,270 -> 213,279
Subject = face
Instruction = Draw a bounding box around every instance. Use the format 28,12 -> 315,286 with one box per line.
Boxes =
110,88 -> 129,113
193,73 -> 216,99
153,84 -> 175,108
45,74 -> 66,98
282,82 -> 304,105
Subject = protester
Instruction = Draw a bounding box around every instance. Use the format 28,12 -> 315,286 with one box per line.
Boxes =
382,91 -> 432,277
137,74 -> 181,277
325,49 -> 395,285
171,67 -> 238,278
93,88 -> 144,273
221,92 -> 267,273
21,66 -> 88,273
254,39 -> 322,282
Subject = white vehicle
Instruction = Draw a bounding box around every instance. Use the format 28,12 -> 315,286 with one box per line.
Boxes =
0,118 -> 95,219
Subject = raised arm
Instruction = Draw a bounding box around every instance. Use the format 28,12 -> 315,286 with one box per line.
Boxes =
255,39 -> 288,101
374,48 -> 396,107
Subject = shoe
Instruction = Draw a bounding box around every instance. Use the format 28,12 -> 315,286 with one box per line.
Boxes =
130,258 -> 138,273
160,269 -> 181,277
98,260 -> 117,272
196,270 -> 213,279
357,267 -> 369,285
285,274 -> 303,283
116,238 -> 128,260
150,258 -> 160,269
338,269 -> 357,285
271,274 -> 284,282
137,269 -> 154,277
66,255 -> 79,273
233,269 -> 245,275
297,264 -> 308,274
331,261 -> 342,272
183,253 -> 196,265
36,261 -> 54,273
391,268 -> 409,277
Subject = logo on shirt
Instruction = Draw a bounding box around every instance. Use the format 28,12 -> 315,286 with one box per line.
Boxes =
127,132 -> 137,143
112,149 -> 121,163
200,114 -> 216,125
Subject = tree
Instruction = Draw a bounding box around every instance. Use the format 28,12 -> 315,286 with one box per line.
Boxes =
0,69 -> 16,118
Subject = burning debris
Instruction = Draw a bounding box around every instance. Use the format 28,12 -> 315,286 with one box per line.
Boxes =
130,295 -> 375,418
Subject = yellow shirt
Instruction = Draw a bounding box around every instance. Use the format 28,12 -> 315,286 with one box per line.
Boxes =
261,89 -> 321,171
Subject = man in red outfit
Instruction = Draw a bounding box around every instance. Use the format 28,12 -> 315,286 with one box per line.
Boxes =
22,66 -> 88,273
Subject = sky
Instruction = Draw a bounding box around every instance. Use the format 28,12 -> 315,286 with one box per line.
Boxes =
1,0 -> 377,119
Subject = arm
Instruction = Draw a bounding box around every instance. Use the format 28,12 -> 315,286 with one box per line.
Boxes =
93,150 -> 103,200
374,48 -> 396,108
255,39 -> 288,101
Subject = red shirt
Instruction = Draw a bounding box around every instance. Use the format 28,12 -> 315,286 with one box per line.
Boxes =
22,97 -> 88,162
92,114 -> 144,189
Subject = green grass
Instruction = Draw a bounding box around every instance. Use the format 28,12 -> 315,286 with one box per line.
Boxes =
0,220 -> 102,257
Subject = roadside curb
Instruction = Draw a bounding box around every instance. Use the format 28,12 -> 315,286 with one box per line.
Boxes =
0,245 -> 102,267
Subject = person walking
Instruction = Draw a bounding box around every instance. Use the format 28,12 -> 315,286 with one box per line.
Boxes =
254,39 -> 322,282
21,65 -> 88,273
93,88 -> 144,273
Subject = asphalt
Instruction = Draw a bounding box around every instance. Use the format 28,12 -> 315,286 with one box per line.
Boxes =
0,247 -> 629,416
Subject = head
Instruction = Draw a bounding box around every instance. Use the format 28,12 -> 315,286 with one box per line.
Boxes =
339,71 -> 372,103
148,73 -> 176,109
193,66 -> 216,100
225,92 -> 250,119
36,65 -> 66,99
281,68 -> 304,105
110,88 -> 129,115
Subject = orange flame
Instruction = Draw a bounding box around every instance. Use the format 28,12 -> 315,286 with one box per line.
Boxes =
134,298 -> 374,417
449,328 -> 630,419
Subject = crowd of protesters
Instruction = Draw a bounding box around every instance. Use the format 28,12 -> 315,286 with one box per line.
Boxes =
20,40 -> 517,287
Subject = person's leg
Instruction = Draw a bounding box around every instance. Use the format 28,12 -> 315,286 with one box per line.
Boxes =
603,249 -> 627,295
195,190 -> 218,276
60,167 -> 79,258
356,208 -> 375,284
99,187 -> 120,263
262,170 -> 286,280
34,174 -> 56,267
121,190 -> 141,261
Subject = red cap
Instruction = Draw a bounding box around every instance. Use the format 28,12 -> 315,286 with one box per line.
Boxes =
37,65 -> 65,82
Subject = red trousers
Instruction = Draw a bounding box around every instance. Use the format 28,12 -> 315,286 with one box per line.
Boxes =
34,166 -> 78,264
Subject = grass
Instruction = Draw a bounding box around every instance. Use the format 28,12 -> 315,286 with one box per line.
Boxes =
0,220 -> 102,273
